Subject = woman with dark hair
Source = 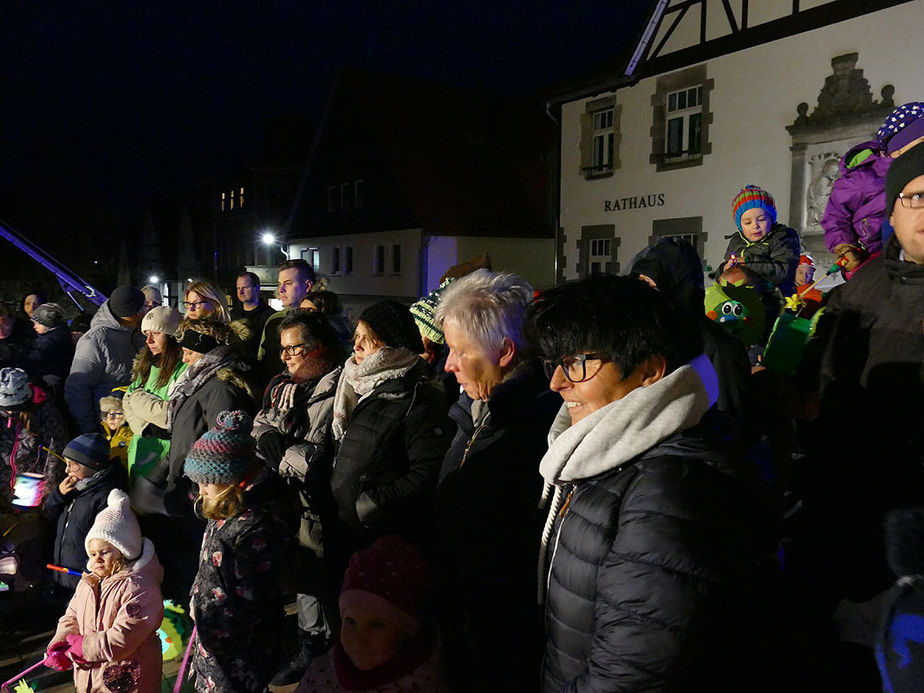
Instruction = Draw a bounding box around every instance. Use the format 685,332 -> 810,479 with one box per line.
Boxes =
0,301 -> 34,369
300,290 -> 352,349
328,301 -> 450,566
527,275 -> 761,692
122,306 -> 187,484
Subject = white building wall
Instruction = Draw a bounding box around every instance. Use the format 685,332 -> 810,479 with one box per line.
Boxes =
560,2 -> 924,280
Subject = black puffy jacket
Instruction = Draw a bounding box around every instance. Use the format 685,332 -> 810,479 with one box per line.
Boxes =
330,360 -> 451,553
44,462 -> 128,589
543,422 -> 760,692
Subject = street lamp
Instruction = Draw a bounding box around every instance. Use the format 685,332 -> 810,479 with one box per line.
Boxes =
148,275 -> 159,284
261,231 -> 290,260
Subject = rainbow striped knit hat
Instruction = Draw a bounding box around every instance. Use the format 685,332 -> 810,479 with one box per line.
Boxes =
185,410 -> 254,484
732,185 -> 777,231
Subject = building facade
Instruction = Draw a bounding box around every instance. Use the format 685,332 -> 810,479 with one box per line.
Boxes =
552,0 -> 920,282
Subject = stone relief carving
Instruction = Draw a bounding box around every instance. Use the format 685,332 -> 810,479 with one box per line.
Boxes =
786,53 -> 894,261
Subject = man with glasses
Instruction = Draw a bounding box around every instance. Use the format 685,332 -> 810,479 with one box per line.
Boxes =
796,141 -> 924,626
528,274 -> 762,692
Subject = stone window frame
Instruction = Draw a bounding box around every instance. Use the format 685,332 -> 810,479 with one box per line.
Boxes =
577,224 -> 620,277
579,96 -> 622,179
650,65 -> 714,172
648,216 -> 706,259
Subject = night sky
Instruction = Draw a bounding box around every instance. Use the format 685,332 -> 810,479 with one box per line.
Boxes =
1,2 -> 651,240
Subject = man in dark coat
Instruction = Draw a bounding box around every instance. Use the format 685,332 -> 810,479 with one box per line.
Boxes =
528,275 -> 761,692
231,271 -> 275,357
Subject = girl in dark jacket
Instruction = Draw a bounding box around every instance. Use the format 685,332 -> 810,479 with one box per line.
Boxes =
186,410 -> 297,693
329,301 -> 451,569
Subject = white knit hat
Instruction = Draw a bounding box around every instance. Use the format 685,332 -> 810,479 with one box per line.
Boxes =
85,489 -> 143,561
141,305 -> 181,336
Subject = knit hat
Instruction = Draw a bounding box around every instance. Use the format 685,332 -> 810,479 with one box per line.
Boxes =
340,535 -> 431,636
63,433 -> 113,471
109,286 -> 145,318
99,389 -> 124,414
31,303 -> 67,328
185,410 -> 255,484
886,139 -> 924,211
85,489 -> 142,561
0,368 -> 32,410
408,284 -> 448,345
798,254 -> 815,267
358,301 -> 424,354
141,305 -> 181,336
177,328 -> 220,354
877,102 -> 924,155
732,185 -> 777,230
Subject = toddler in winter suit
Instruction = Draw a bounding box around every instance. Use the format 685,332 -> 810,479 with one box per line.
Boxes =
47,488 -> 165,692
822,102 -> 924,274
296,535 -> 450,693
99,391 -> 132,470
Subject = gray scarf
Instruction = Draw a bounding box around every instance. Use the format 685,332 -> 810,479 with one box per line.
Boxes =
331,347 -> 421,441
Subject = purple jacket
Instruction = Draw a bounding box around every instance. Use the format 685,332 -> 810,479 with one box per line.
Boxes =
821,140 -> 891,255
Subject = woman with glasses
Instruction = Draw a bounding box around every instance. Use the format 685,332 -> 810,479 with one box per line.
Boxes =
431,269 -> 560,692
251,311 -> 345,685
121,306 -> 187,486
131,318 -> 256,601
528,274 -> 761,693
182,279 -> 231,323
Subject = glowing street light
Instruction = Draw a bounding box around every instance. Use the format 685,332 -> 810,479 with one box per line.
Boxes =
261,230 -> 290,259
148,275 -> 159,283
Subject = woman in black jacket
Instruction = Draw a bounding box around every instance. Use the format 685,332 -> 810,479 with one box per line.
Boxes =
328,301 -> 450,572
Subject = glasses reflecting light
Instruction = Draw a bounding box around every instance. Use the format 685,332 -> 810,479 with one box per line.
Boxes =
542,352 -> 612,383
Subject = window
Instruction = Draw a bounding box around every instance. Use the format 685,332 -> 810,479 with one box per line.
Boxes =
354,180 -> 364,209
341,183 -> 352,211
327,186 -> 337,213
229,189 -> 235,210
302,247 -> 320,273
580,96 -> 620,178
331,246 -> 341,275
649,217 -> 705,258
391,244 -> 402,274
589,238 -> 611,274
239,187 -> 245,208
650,66 -> 713,172
220,192 -> 226,212
344,246 -> 354,274
665,86 -> 703,159
373,245 -> 385,275
591,110 -> 615,174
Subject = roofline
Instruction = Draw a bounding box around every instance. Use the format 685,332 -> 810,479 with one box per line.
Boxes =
546,0 -> 912,106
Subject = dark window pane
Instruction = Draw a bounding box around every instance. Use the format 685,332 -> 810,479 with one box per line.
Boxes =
668,92 -> 677,111
667,117 -> 684,156
689,113 -> 702,154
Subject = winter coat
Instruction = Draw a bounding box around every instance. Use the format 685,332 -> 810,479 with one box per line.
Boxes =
21,324 -> 75,384
296,634 -> 450,693
52,538 -> 165,693
798,233 -> 924,601
329,359 -> 451,555
0,316 -> 34,369
822,140 -> 891,256
723,222 -> 801,296
0,387 -> 68,507
65,302 -> 145,433
230,300 -> 275,357
122,357 -> 187,483
101,422 -> 132,469
539,355 -> 760,692
148,345 -> 256,516
435,361 -> 559,690
253,366 -> 342,553
190,471 -> 297,693
45,463 -> 128,589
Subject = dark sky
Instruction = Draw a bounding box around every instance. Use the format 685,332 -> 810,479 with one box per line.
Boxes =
1,2 -> 651,228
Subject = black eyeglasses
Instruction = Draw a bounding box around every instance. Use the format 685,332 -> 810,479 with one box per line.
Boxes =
280,343 -> 310,357
542,352 -> 611,383
182,299 -> 212,310
897,192 -> 924,209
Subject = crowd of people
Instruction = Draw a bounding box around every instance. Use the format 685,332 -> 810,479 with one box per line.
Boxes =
0,104 -> 922,693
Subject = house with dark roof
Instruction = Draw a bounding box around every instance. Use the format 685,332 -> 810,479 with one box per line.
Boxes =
545,0 -> 919,283
281,68 -> 556,311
